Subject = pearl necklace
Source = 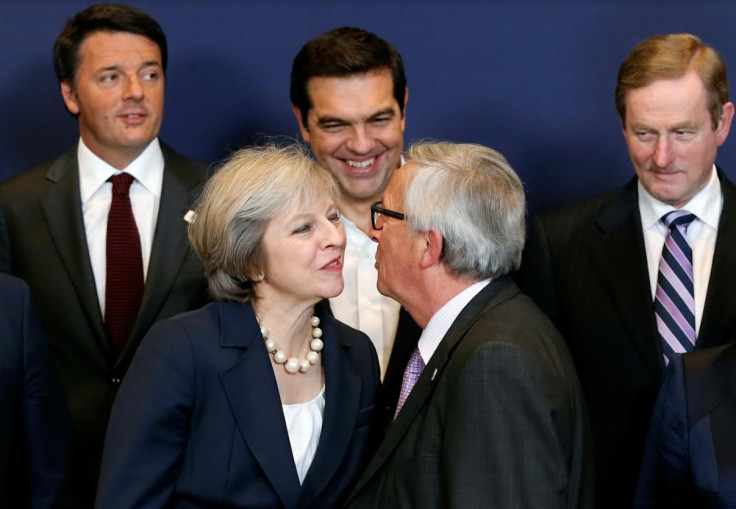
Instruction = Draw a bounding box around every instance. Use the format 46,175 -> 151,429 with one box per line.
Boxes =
259,315 -> 324,374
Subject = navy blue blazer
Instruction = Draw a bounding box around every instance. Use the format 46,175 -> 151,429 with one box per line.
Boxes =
0,274 -> 75,508
96,300 -> 380,509
634,344 -> 736,508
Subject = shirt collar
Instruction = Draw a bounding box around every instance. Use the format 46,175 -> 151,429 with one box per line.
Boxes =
78,137 -> 164,204
417,278 -> 491,362
638,165 -> 721,230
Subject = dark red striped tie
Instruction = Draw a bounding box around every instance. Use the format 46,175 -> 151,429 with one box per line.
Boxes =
105,173 -> 144,355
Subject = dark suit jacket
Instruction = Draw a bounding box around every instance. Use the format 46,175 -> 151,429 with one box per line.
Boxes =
96,301 -> 380,509
315,300 -> 421,437
0,143 -> 210,501
345,277 -> 593,509
0,274 -> 75,508
634,344 -> 736,508
516,170 -> 736,508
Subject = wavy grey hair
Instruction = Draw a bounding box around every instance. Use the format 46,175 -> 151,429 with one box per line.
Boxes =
404,141 -> 526,280
188,144 -> 340,302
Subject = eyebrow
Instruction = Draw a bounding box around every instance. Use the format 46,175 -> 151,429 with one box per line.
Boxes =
315,107 -> 396,126
96,60 -> 162,72
630,122 -> 697,132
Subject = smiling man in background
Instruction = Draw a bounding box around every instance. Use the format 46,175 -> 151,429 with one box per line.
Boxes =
291,28 -> 421,428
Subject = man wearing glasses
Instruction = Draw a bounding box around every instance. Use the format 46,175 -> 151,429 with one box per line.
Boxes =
346,141 -> 592,508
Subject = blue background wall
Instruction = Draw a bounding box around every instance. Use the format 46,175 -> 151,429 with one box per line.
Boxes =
1,1 -> 735,216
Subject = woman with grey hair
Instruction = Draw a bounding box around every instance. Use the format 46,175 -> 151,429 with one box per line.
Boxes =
96,144 -> 380,509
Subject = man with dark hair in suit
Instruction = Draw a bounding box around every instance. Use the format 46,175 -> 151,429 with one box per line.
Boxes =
517,33 -> 735,508
0,4 -> 208,504
346,141 -> 592,508
0,274 -> 75,508
290,28 -> 420,429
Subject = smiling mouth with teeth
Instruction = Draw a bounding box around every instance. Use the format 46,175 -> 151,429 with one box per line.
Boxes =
345,158 -> 375,169
322,259 -> 341,270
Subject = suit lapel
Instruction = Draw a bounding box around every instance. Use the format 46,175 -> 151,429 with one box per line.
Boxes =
351,279 -> 514,496
218,302 -> 302,509
699,170 -> 736,347
300,315 -> 361,506
122,145 -> 204,362
589,180 -> 662,378
41,150 -> 108,351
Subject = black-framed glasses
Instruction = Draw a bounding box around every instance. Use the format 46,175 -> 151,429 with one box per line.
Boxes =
371,201 -> 405,230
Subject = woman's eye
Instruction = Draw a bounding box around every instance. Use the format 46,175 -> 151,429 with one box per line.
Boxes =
293,224 -> 312,234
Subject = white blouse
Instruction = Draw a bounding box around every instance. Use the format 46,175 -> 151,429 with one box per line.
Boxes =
282,386 -> 326,484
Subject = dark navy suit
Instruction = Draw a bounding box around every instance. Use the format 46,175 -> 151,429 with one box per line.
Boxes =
96,300 -> 380,508
0,274 -> 75,508
635,344 -> 736,508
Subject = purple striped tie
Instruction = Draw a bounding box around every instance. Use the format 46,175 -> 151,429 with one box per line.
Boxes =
654,210 -> 697,365
105,173 -> 144,356
394,348 -> 425,419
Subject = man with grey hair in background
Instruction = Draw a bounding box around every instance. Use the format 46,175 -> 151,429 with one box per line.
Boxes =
345,141 -> 593,508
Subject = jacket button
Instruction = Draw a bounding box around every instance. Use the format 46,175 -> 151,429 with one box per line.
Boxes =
111,377 -> 122,385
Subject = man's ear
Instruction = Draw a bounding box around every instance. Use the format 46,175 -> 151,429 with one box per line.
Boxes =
418,228 -> 443,269
60,80 -> 80,115
716,101 -> 734,146
291,104 -> 310,143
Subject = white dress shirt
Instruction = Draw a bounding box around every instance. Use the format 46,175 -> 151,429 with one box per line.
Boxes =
329,215 -> 400,379
282,386 -> 325,484
78,137 -> 164,315
639,165 -> 721,335
416,279 -> 491,364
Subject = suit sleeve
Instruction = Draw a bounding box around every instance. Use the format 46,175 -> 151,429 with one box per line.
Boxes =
95,320 -> 195,509
632,355 -> 691,509
18,280 -> 76,509
443,342 -> 580,508
516,216 -> 559,325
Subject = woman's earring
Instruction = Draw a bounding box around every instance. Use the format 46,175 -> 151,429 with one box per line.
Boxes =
255,274 -> 264,281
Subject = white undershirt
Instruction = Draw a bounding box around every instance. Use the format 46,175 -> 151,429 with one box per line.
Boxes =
638,165 -> 721,335
329,215 -> 400,379
416,279 -> 491,364
282,385 -> 325,484
78,137 -> 164,315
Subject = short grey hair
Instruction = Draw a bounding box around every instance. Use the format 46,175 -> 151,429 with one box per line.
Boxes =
188,144 -> 341,301
404,141 -> 526,280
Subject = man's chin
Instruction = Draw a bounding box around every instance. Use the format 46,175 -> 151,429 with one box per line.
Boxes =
376,280 -> 395,300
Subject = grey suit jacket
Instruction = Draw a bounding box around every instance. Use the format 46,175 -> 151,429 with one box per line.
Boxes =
0,142 -> 210,503
516,169 -> 736,509
345,277 -> 594,509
